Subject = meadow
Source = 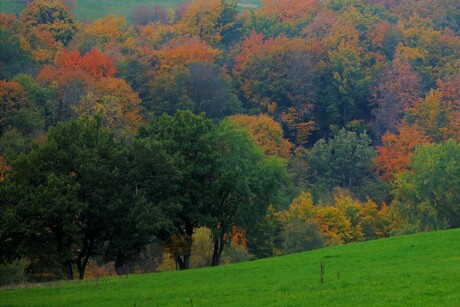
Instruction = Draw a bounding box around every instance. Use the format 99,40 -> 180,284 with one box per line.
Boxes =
1,228 -> 459,306
0,0 -> 262,21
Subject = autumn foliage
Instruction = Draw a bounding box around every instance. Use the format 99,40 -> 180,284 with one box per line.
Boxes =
1,0 -> 460,280
55,47 -> 116,78
261,0 -> 321,22
152,38 -> 221,74
36,47 -> 139,132
375,124 -> 431,181
278,191 -> 393,247
0,81 -> 30,132
227,114 -> 293,158
177,0 -> 224,45
20,0 -> 77,46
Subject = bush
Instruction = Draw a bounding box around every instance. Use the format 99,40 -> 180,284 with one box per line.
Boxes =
281,217 -> 324,254
0,259 -> 29,287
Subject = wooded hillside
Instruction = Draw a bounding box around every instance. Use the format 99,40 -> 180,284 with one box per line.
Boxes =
0,0 -> 459,282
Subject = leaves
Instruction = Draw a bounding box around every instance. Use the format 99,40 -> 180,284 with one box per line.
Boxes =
261,0 -> 321,23
393,140 -> 460,230
20,0 -> 77,46
375,123 -> 431,181
227,114 -> 293,158
0,81 -> 30,134
371,49 -> 422,136
177,0 -> 224,45
278,191 -> 391,249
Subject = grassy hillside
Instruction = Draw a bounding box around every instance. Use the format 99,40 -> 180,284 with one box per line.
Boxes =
0,0 -> 262,22
1,228 -> 459,306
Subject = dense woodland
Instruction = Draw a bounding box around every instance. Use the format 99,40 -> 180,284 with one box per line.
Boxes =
0,0 -> 459,282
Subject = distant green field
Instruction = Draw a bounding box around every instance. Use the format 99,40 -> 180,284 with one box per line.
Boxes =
2,228 -> 459,306
0,0 -> 262,22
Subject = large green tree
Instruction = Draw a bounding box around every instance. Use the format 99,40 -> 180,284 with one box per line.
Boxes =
138,110 -> 217,270
393,140 -> 460,230
104,135 -> 180,274
1,118 -> 126,279
138,111 -> 290,268
207,121 -> 289,266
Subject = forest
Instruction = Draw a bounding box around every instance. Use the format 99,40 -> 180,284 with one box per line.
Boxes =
0,0 -> 459,283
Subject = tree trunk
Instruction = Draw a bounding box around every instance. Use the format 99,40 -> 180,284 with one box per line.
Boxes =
115,260 -> 126,275
64,260 -> 73,280
176,256 -> 184,270
175,254 -> 191,270
76,239 -> 93,279
211,225 -> 226,267
77,259 -> 88,280
175,243 -> 192,270
183,253 -> 191,269
179,220 -> 194,270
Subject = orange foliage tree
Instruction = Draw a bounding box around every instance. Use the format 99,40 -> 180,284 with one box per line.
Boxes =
37,48 -> 140,131
374,123 -> 431,181
80,14 -> 126,45
227,114 -> 293,159
261,0 -> 321,23
152,38 -> 221,76
76,78 -> 141,134
233,33 -> 319,111
143,38 -> 223,115
0,80 -> 30,132
139,23 -> 177,49
55,47 -> 116,78
177,0 -> 224,45
407,75 -> 460,142
438,75 -> 460,141
81,47 -> 116,79
20,27 -> 63,64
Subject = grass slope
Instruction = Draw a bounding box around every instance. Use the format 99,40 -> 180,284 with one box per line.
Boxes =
1,228 -> 460,306
0,0 -> 262,22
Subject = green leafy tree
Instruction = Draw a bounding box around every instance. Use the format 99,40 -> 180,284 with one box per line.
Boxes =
393,140 -> 460,230
1,118 -> 124,279
207,121 -> 289,266
188,62 -> 241,120
138,110 -> 217,270
145,68 -> 194,117
137,111 -> 289,268
306,129 -> 388,202
146,62 -> 240,121
103,135 -> 180,274
281,217 -> 324,254
0,29 -> 32,80
13,74 -> 55,129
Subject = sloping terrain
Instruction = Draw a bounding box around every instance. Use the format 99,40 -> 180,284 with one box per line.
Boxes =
1,228 -> 459,306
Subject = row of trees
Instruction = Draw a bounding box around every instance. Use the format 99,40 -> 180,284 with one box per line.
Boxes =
1,0 -> 459,281
1,111 -> 287,279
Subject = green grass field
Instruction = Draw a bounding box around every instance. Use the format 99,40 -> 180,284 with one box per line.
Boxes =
0,0 -> 262,22
1,228 -> 459,306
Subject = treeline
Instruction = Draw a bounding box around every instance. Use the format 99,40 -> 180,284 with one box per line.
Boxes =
1,111 -> 289,279
0,0 -> 459,282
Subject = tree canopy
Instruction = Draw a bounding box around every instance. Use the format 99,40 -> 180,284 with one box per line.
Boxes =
1,0 -> 459,280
